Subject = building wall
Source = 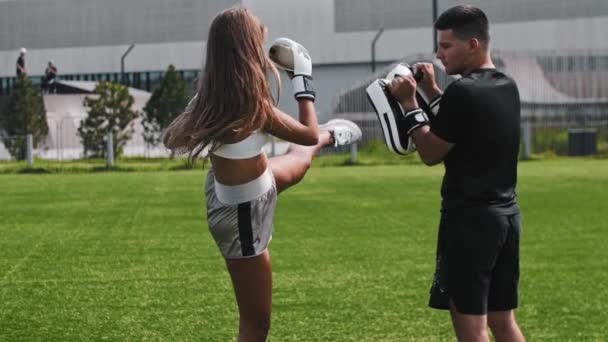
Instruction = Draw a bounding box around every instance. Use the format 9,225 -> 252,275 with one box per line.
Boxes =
0,0 -> 236,50
247,0 -> 608,115
335,0 -> 608,32
4,0 -> 606,75
274,62 -> 393,122
0,0 -> 236,77
1,0 -> 606,116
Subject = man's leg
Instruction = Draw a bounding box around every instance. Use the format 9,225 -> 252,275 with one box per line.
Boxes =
449,302 -> 490,342
488,310 -> 524,342
436,214 -> 504,342
487,215 -> 524,341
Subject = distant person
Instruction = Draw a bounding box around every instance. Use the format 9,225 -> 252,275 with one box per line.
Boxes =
43,60 -> 58,93
16,47 -> 27,76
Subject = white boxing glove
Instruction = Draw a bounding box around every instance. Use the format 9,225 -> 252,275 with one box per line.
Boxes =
268,37 -> 315,101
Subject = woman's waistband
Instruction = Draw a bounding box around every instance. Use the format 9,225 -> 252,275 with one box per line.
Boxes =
213,167 -> 273,205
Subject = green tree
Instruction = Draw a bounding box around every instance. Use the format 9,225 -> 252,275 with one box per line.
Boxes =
0,74 -> 48,160
78,81 -> 138,158
142,64 -> 190,152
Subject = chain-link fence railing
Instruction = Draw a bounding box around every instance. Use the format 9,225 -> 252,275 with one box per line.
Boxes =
0,115 -> 173,162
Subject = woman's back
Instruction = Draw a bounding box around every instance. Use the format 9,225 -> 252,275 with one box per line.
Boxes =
210,130 -> 269,186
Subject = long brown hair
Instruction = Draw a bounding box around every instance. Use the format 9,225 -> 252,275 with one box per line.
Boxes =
163,6 -> 281,159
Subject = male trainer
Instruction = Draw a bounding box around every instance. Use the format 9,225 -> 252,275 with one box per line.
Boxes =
388,5 -> 525,342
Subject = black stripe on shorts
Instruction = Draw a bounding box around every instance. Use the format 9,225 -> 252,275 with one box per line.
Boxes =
237,202 -> 255,256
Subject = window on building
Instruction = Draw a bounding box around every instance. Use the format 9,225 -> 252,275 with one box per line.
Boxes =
149,72 -> 163,92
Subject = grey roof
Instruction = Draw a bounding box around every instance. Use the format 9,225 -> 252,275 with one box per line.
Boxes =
57,80 -> 151,97
498,52 -> 608,104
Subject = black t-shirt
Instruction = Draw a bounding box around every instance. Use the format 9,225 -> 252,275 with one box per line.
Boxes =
16,56 -> 25,75
430,68 -> 521,215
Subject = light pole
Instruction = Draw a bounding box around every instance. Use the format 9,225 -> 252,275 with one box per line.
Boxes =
371,27 -> 384,73
121,43 -> 135,86
433,0 -> 438,53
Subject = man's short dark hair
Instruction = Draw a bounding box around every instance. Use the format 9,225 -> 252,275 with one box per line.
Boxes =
434,5 -> 490,43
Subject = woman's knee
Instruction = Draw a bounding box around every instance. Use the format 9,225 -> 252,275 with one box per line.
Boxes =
277,160 -> 311,190
296,158 -> 312,178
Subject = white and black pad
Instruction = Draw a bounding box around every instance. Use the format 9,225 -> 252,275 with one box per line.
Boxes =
366,79 -> 417,155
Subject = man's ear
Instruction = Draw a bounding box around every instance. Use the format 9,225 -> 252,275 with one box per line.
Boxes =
468,38 -> 480,54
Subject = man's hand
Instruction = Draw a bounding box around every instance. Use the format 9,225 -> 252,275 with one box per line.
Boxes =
387,74 -> 418,110
414,63 -> 442,100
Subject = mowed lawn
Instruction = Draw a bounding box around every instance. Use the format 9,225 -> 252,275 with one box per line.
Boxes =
1,159 -> 607,341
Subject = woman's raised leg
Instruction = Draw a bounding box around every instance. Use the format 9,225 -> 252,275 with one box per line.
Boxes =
268,131 -> 331,193
269,119 -> 361,193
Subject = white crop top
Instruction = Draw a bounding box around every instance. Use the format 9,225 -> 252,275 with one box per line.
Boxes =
211,131 -> 268,159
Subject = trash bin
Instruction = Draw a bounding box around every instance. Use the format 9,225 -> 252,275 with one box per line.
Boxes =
568,128 -> 597,156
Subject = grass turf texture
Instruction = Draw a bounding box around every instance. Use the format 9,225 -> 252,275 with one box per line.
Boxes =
1,159 -> 607,341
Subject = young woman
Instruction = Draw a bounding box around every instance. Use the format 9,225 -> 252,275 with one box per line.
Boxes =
163,7 -> 361,341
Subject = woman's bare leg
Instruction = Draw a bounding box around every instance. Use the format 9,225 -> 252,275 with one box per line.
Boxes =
225,251 -> 273,342
223,131 -> 332,341
268,130 -> 332,193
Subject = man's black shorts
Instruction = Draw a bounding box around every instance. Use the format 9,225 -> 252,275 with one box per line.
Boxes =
429,212 -> 521,315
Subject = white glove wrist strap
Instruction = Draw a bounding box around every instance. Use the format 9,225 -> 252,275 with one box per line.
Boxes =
292,75 -> 315,101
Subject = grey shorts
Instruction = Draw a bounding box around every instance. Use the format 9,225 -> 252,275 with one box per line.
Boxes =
205,168 -> 277,259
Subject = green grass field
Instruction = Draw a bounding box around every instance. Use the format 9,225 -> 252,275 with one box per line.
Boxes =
1,159 -> 607,341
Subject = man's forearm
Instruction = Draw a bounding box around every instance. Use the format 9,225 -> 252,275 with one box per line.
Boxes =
423,86 -> 443,101
400,98 -> 419,112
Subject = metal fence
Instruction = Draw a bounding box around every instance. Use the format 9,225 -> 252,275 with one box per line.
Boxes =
0,115 -> 173,161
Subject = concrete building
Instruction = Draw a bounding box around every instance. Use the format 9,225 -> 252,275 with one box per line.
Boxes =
2,0 -> 607,114
1,0 -> 607,158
